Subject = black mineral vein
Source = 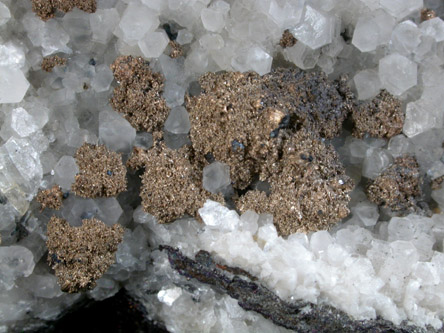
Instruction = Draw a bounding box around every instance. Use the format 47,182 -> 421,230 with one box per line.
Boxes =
160,245 -> 437,333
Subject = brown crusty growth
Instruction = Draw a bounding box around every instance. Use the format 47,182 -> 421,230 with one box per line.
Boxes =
46,216 -> 124,293
352,90 -> 404,139
110,55 -> 170,132
187,69 -> 353,189
237,129 -> 354,236
169,40 -> 184,59
421,8 -> 436,22
71,143 -> 127,198
279,29 -> 297,48
31,0 -> 96,21
367,155 -> 423,212
36,185 -> 64,211
41,55 -> 67,72
186,71 -> 268,189
261,68 -> 353,139
127,143 -> 223,223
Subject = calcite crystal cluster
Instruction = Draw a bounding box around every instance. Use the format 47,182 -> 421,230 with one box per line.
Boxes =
1,0 -> 444,332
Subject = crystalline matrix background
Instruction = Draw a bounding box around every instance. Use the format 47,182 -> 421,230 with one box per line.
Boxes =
1,0 -> 444,332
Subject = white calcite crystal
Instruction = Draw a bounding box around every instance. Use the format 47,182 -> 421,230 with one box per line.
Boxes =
138,31 -> 170,59
53,156 -> 78,191
0,1 -> 10,26
98,110 -> 136,153
232,45 -> 273,75
378,53 -> 417,96
352,9 -> 395,52
202,162 -> 231,194
118,3 -> 159,43
164,106 -> 191,134
201,0 -> 230,33
290,5 -> 335,50
379,0 -> 424,20
353,69 -> 381,100
391,21 -> 422,55
0,67 -> 29,104
90,9 -> 120,44
0,246 -> 35,290
157,287 -> 183,306
420,17 -> 444,42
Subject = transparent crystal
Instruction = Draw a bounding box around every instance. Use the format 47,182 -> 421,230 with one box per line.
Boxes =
378,53 -> 417,96
202,162 -> 231,194
54,156 -> 78,191
352,9 -> 395,52
119,3 -> 160,43
0,67 -> 29,104
420,17 -> 444,42
391,21 -> 422,55
380,0 -> 424,20
290,5 -> 335,50
354,69 -> 381,100
99,110 -> 136,153
138,31 -> 170,59
164,106 -> 191,134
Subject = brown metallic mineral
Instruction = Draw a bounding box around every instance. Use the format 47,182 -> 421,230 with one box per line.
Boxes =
46,216 -> 124,293
421,8 -> 436,22
261,68 -> 353,139
279,29 -> 297,48
367,155 -> 423,212
110,55 -> 170,132
187,68 -> 353,189
169,40 -> 184,59
41,55 -> 67,72
352,90 -> 404,139
31,0 -> 96,21
127,143 -> 223,223
71,143 -> 127,198
36,185 -> 64,211
237,129 -> 354,236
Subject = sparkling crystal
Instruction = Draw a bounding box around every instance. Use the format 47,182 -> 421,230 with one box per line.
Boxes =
290,5 -> 335,50
284,42 -> 320,69
231,45 -> 272,75
164,106 -> 191,134
198,200 -> 240,231
378,53 -> 417,96
157,287 -> 183,306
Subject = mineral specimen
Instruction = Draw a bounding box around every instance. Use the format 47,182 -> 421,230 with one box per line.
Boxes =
31,0 -> 97,21
46,216 -> 124,293
71,143 -> 127,198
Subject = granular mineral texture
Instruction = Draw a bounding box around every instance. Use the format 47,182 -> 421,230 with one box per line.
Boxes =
110,55 -> 169,132
46,216 -> 124,293
31,0 -> 96,21
71,143 -> 127,198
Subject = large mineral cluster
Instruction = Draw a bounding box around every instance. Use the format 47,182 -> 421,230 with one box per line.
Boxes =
2,0 -> 444,332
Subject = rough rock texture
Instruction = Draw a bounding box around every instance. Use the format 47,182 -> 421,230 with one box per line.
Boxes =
168,40 -> 183,59
127,143 -> 223,223
110,55 -> 169,132
31,0 -> 96,21
161,245 -> 431,333
46,216 -> 124,293
237,129 -> 354,235
261,69 -> 353,139
352,90 -> 404,139
187,69 -> 352,189
36,185 -> 64,211
421,8 -> 436,21
41,55 -> 67,72
279,29 -> 297,48
71,143 -> 127,198
367,155 -> 423,212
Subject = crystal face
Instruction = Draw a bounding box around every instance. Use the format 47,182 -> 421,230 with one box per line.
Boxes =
378,53 -> 417,96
